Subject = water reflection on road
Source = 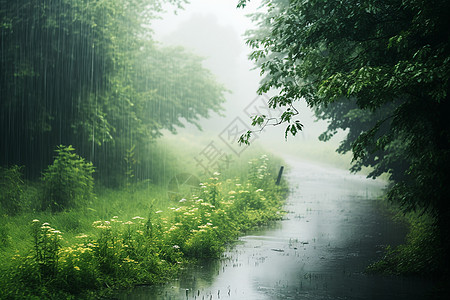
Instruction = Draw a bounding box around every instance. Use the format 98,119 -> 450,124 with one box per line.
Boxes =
117,158 -> 434,300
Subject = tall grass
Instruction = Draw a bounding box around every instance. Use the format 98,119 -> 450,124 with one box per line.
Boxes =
0,138 -> 287,299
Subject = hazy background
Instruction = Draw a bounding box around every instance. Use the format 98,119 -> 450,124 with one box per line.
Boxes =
150,0 -> 350,168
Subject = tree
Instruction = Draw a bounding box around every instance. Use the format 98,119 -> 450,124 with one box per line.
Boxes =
0,0 -> 225,181
238,0 -> 450,270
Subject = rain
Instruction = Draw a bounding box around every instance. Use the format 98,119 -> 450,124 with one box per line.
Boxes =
1,0 -> 449,299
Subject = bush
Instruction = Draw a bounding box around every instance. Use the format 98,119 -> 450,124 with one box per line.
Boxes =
367,213 -> 443,275
41,145 -> 95,212
184,227 -> 222,258
0,165 -> 24,215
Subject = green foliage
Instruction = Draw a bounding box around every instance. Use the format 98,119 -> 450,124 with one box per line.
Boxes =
0,165 -> 24,215
239,0 -> 450,272
248,154 -> 272,189
368,213 -> 443,275
0,153 -> 287,298
162,154 -> 286,257
0,0 -> 226,181
90,216 -> 163,283
4,217 -> 164,298
41,145 -> 95,212
199,174 -> 222,207
31,220 -> 63,280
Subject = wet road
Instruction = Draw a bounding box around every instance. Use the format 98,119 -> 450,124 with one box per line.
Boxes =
117,158 -> 434,300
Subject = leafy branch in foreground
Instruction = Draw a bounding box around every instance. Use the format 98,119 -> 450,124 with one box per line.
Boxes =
238,104 -> 303,145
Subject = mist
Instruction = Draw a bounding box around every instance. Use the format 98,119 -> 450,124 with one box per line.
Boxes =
150,0 -> 348,171
1,1 -> 445,299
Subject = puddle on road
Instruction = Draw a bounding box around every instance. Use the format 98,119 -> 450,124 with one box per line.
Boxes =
116,159 -> 435,300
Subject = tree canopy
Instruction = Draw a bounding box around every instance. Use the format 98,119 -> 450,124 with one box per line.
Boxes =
0,0 -> 225,181
238,0 -> 450,256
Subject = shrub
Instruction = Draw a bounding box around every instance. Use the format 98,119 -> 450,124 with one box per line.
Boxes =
184,227 -> 222,258
0,165 -> 24,215
367,213 -> 443,275
41,145 -> 95,212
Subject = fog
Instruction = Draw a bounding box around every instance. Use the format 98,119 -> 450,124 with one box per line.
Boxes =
151,0 -> 342,164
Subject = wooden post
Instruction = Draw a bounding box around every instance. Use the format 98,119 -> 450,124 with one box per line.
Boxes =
276,166 -> 284,185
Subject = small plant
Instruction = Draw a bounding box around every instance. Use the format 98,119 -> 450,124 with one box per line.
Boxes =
41,145 -> 95,212
31,220 -> 63,279
248,154 -> 271,189
0,165 -> 24,215
92,219 -> 118,275
200,172 -> 221,206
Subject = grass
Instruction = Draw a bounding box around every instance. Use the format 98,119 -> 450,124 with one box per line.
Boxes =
367,200 -> 443,276
0,138 -> 288,299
